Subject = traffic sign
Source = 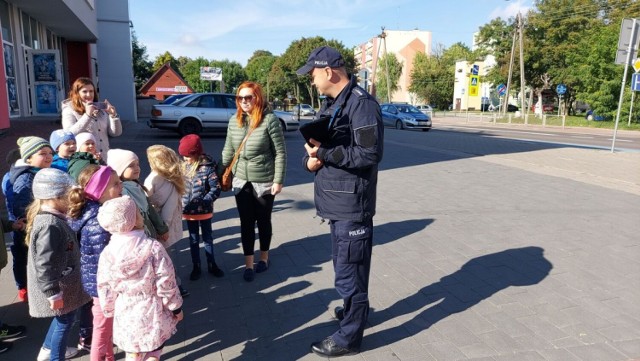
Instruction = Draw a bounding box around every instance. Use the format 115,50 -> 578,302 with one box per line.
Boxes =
634,58 -> 640,72
632,73 -> 640,91
471,64 -> 479,75
469,75 -> 479,96
556,83 -> 567,95
496,84 -> 507,96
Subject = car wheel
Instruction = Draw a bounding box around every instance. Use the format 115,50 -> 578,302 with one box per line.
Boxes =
395,120 -> 404,130
422,128 -> 431,132
178,118 -> 202,136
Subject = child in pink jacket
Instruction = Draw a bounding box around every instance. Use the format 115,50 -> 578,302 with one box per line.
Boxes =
96,196 -> 183,361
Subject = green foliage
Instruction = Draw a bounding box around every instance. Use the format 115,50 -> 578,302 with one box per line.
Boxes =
375,52 -> 402,103
131,31 -> 152,94
409,43 -> 475,110
245,52 -> 277,97
152,51 -> 181,76
179,57 -> 212,93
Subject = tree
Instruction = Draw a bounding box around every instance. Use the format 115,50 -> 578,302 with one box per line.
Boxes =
131,31 -> 152,94
245,52 -> 277,99
409,42 -> 476,110
374,52 -> 402,103
179,57 -> 212,93
152,51 -> 181,74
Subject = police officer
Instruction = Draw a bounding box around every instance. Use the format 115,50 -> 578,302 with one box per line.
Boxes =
297,46 -> 383,357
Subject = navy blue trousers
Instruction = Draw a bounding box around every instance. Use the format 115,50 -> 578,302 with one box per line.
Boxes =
329,219 -> 373,350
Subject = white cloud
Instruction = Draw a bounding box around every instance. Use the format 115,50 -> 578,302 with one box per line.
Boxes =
489,0 -> 531,20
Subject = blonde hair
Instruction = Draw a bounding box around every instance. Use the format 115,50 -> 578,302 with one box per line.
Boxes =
182,156 -> 202,179
68,164 -> 101,219
24,199 -> 44,245
147,145 -> 185,195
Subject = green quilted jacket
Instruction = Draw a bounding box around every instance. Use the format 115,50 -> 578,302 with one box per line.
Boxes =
221,111 -> 286,184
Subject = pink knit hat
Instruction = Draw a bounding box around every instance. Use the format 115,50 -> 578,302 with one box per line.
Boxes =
106,149 -> 138,177
97,196 -> 138,233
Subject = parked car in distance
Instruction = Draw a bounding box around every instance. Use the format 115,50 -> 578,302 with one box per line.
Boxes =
160,93 -> 192,105
488,103 -> 519,112
380,103 -> 432,131
291,104 -> 316,116
415,104 -> 434,117
148,92 -> 298,135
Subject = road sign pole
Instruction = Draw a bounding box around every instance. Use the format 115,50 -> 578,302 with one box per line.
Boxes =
613,18 -> 638,152
629,90 -> 636,126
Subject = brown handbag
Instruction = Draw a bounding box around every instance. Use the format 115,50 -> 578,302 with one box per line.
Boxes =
221,127 -> 254,191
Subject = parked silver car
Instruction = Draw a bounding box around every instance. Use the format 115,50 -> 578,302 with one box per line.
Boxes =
380,103 -> 432,131
148,93 -> 298,135
291,104 -> 316,116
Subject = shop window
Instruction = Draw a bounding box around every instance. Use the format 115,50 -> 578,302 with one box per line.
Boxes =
0,1 -> 12,41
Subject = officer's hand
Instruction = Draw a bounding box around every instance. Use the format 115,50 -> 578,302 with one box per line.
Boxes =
306,157 -> 323,172
271,183 -> 282,195
304,138 -> 321,158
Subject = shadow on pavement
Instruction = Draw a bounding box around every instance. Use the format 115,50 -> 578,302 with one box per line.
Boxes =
363,246 -> 553,351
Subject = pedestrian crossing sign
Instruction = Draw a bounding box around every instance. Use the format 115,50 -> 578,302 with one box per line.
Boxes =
469,75 -> 479,96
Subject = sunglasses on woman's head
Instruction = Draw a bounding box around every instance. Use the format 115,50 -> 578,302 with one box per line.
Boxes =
236,95 -> 254,102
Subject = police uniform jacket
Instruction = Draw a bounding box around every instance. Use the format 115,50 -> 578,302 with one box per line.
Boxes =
304,77 -> 383,222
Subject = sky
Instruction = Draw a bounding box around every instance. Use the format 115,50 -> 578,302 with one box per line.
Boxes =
129,0 -> 532,66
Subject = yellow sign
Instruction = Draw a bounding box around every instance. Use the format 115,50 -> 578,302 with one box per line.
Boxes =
634,59 -> 640,73
469,75 -> 479,97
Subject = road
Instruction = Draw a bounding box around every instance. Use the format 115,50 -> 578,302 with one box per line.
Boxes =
1,118 -> 638,361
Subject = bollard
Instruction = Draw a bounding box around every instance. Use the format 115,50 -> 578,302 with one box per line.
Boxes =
543,114 -> 546,127
508,114 -> 512,123
562,115 -> 565,129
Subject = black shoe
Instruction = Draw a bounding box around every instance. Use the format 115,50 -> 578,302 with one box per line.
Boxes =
255,260 -> 270,273
243,268 -> 255,282
207,262 -> 225,277
0,324 -> 25,339
179,286 -> 190,298
332,306 -> 344,321
310,337 -> 356,357
0,340 -> 11,354
77,336 -> 91,351
190,264 -> 201,281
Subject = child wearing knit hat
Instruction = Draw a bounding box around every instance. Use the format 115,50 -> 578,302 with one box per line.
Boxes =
75,132 -> 102,162
96,196 -> 183,361
25,168 -> 90,361
7,136 -> 54,302
106,149 -> 169,242
49,129 -> 76,172
178,134 -> 225,280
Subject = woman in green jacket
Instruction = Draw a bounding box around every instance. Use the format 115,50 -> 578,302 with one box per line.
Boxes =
221,81 -> 286,282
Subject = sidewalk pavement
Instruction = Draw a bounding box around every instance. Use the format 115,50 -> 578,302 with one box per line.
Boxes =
0,118 -> 639,360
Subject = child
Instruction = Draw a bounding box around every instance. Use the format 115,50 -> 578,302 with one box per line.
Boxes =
9,136 -> 54,302
75,132 -> 102,162
49,129 -> 76,172
68,165 -> 123,359
144,145 -> 189,297
106,149 -> 168,241
0,215 -> 26,355
68,151 -> 102,182
178,134 -> 224,280
97,196 -> 183,361
2,148 -> 21,221
25,168 -> 91,361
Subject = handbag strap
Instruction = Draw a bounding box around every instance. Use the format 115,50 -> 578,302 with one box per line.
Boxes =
228,126 -> 256,171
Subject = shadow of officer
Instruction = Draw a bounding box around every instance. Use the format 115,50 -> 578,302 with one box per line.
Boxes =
365,246 -> 553,349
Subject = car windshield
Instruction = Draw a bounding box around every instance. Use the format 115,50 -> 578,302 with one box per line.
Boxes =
396,105 -> 421,114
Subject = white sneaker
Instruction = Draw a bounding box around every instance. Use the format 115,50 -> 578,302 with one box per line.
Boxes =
36,346 -> 79,360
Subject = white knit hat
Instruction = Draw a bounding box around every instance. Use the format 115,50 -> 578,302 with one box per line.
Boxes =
32,168 -> 76,200
97,196 -> 138,233
106,149 -> 138,177
75,132 -> 96,147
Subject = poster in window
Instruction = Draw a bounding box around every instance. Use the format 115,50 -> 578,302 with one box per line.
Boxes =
35,84 -> 57,114
7,78 -> 18,114
3,43 -> 14,78
33,53 -> 57,82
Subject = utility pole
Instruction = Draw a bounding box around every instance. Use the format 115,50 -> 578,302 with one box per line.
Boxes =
504,12 -> 527,118
518,12 -> 527,121
380,27 -> 392,103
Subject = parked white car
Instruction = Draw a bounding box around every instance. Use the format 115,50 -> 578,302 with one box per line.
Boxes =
148,93 -> 298,135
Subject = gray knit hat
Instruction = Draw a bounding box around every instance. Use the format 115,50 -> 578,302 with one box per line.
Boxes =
32,168 -> 76,200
